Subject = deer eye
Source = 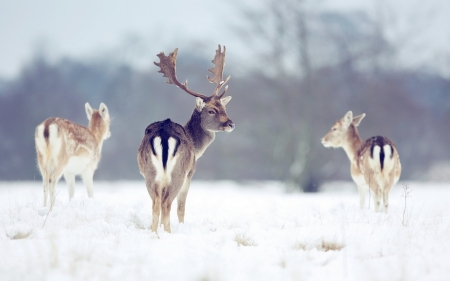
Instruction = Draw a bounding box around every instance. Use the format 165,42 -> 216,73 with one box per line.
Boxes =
332,128 -> 337,131
208,110 -> 216,115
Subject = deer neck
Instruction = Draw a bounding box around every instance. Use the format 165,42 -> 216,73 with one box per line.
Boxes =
184,109 -> 215,159
342,125 -> 363,163
88,123 -> 105,154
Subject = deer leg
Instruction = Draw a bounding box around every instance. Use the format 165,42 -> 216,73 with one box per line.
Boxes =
177,177 -> 191,223
383,178 -> 395,214
64,172 -> 76,200
373,187 -> 383,213
48,166 -> 65,211
161,190 -> 172,233
42,175 -> 49,207
147,180 -> 161,233
383,188 -> 390,214
357,184 -> 368,209
82,169 -> 94,198
369,183 -> 380,213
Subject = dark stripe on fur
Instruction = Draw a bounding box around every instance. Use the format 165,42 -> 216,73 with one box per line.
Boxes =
148,119 -> 180,170
369,136 -> 389,171
43,125 -> 49,139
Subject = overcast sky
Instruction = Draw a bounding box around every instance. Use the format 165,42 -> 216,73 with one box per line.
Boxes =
1,0 -> 449,79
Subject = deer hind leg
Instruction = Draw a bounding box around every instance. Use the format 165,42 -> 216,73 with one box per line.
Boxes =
48,168 -> 65,211
160,187 -> 172,233
368,180 -> 382,213
357,184 -> 368,209
64,172 -> 76,200
382,177 -> 395,214
42,177 -> 49,207
382,188 -> 390,214
47,161 -> 67,211
147,179 -> 161,233
373,187 -> 383,213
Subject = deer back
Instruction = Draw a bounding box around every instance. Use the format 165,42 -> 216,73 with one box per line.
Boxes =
138,119 -> 195,185
35,103 -> 111,173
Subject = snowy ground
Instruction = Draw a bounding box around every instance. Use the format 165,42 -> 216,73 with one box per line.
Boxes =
1,180 -> 450,281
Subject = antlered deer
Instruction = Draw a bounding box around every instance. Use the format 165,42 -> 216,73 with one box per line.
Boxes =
35,103 -> 111,210
321,111 -> 401,213
138,45 -> 235,233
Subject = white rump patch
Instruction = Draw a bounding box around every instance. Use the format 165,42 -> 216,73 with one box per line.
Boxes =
35,124 -> 47,156
150,136 -> 178,185
382,145 -> 394,172
370,145 -> 381,172
383,145 -> 392,159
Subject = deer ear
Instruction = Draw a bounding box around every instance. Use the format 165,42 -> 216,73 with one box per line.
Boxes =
352,113 -> 366,126
220,96 -> 232,106
99,103 -> 109,119
343,111 -> 353,127
85,103 -> 93,120
195,97 -> 206,112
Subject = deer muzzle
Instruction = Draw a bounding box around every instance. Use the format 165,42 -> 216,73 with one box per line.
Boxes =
223,120 -> 235,132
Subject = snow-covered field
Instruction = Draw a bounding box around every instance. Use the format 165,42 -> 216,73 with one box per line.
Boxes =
1,180 -> 449,281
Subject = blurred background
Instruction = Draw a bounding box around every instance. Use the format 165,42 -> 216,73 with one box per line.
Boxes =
1,0 -> 449,191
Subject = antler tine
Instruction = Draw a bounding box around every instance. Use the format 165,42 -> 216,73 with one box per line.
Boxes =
154,48 -> 209,100
218,85 -> 229,99
207,45 -> 231,96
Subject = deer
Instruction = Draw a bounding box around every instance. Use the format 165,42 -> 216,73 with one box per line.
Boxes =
321,111 -> 401,213
137,45 -> 235,233
35,103 -> 111,210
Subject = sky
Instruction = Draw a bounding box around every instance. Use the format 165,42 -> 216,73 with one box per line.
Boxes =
1,0 -> 449,79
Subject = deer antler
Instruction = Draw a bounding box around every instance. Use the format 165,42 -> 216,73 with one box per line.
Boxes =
154,48 -> 209,100
207,45 -> 231,98
154,45 -> 231,100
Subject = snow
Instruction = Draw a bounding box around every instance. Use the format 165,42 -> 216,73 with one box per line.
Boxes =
1,180 -> 450,281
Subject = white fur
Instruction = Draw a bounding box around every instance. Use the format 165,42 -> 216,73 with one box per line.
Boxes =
382,145 -> 394,175
195,97 -> 206,112
220,96 -> 232,106
370,145 -> 381,171
150,136 -> 178,185
65,156 -> 91,174
36,103 -> 110,208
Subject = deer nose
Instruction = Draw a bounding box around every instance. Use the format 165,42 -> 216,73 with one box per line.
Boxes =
227,120 -> 235,130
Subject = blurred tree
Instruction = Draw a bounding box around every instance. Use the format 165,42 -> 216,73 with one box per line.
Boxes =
233,0 -> 401,191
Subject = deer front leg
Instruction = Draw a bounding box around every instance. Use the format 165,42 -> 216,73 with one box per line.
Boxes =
64,172 -> 76,200
177,179 -> 191,223
357,184 -> 368,209
82,169 -> 94,198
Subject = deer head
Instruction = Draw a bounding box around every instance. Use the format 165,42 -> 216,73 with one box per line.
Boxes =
154,45 -> 235,132
321,111 -> 366,148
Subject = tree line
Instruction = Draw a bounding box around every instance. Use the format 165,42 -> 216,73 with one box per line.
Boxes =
1,6 -> 449,191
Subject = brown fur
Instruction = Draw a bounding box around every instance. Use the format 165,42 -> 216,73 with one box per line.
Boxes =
35,103 -> 110,209
322,111 -> 401,213
138,46 -> 235,234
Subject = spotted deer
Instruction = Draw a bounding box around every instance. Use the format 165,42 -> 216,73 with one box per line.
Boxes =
321,111 -> 401,213
35,103 -> 111,209
138,45 -> 235,233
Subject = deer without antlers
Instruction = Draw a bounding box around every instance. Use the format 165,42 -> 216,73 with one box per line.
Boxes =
321,111 -> 401,213
138,45 -> 235,233
35,103 -> 111,210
